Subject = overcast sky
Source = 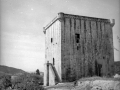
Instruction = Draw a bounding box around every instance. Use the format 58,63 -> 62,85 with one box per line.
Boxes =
0,0 -> 120,72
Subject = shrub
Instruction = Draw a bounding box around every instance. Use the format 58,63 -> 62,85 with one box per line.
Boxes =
0,74 -> 12,89
11,73 -> 44,90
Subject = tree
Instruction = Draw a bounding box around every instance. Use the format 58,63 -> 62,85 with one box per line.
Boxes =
36,69 -> 40,75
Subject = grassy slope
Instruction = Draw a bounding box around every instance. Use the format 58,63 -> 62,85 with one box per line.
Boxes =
0,65 -> 26,75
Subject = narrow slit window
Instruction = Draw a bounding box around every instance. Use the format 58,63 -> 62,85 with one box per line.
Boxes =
77,46 -> 79,50
53,58 -> 55,65
75,33 -> 80,43
51,38 -> 53,43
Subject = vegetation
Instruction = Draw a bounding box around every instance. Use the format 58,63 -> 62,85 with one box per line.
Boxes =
0,65 -> 25,75
0,74 -> 12,89
0,69 -> 45,90
36,69 -> 40,75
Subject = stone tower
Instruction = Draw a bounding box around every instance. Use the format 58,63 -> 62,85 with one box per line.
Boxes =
43,12 -> 115,86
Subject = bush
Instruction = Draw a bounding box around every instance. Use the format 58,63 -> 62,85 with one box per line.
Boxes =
0,72 -> 44,90
11,73 -> 44,90
0,74 -> 12,89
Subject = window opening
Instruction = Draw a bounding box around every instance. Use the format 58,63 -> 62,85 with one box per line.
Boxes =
75,34 -> 80,43
75,33 -> 80,50
53,58 -> 55,65
51,38 -> 53,43
77,46 -> 79,50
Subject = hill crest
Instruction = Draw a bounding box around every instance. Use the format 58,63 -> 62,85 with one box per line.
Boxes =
0,65 -> 26,75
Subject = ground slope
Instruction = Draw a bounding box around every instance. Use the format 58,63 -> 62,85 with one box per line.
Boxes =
45,77 -> 120,90
0,65 -> 26,75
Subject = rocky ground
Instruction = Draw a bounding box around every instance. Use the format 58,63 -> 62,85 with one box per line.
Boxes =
45,76 -> 120,90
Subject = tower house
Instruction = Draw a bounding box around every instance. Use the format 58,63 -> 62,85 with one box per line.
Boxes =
43,12 -> 115,86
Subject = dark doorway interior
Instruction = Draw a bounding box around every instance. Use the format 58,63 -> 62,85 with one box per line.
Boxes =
95,61 -> 102,76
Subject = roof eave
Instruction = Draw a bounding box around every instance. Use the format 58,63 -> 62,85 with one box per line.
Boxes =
43,12 -> 64,34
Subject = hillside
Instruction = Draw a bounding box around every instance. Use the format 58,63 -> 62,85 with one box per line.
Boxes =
0,65 -> 26,75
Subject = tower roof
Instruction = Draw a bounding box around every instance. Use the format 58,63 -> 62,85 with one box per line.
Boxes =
43,12 -> 114,34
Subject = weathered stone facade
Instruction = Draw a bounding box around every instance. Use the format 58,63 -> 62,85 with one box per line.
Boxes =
43,12 -> 115,86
